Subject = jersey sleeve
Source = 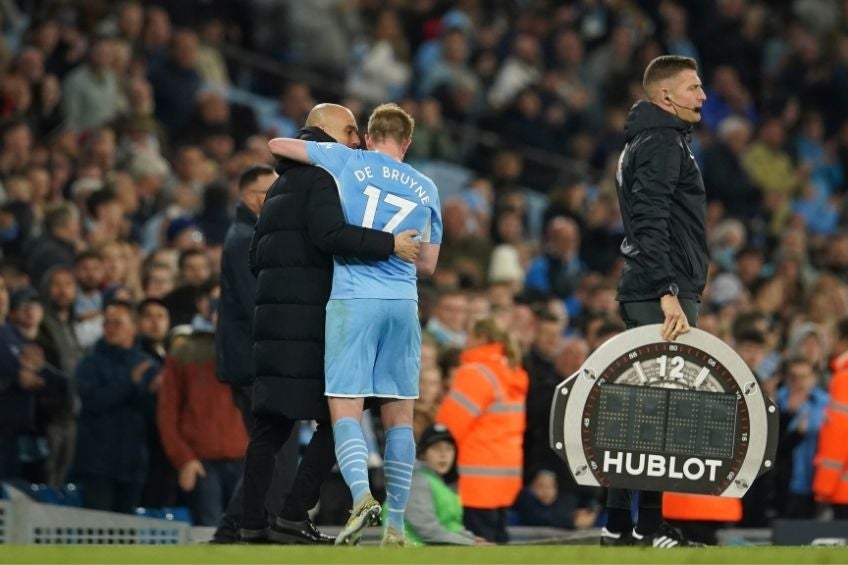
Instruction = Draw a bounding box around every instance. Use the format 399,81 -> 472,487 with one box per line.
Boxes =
423,180 -> 442,244
305,141 -> 354,177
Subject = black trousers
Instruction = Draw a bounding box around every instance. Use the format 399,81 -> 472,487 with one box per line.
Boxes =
214,386 -> 298,540
78,477 -> 143,514
606,299 -> 700,530
463,507 -> 508,544
241,414 -> 336,531
833,504 -> 848,520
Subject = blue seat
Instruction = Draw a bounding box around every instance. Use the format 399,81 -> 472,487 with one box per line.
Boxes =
134,507 -> 193,524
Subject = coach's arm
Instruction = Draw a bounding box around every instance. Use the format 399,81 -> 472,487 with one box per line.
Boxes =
306,166 -> 419,261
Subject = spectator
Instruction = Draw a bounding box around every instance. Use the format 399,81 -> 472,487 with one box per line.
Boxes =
426,290 -> 469,349
62,36 -> 119,132
743,117 -> 801,233
2,285 -> 68,483
346,9 -> 411,104
814,317 -> 848,519
437,318 -> 528,543
523,311 -> 567,484
162,249 -> 211,327
513,469 -> 598,529
158,282 -> 247,526
404,99 -> 458,163
73,250 -> 105,349
71,300 -> 159,513
137,297 -> 175,509
26,203 -> 82,285
148,29 -> 202,135
36,266 -> 81,486
489,34 -> 543,110
703,117 -> 760,218
141,262 -> 175,299
525,217 -> 586,318
402,424 -> 479,546
262,82 -> 314,139
413,365 -> 443,441
775,357 -> 828,518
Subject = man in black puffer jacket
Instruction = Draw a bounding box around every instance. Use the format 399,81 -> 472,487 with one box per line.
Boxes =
242,103 -> 419,543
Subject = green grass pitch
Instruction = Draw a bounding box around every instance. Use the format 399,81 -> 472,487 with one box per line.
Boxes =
1,545 -> 848,565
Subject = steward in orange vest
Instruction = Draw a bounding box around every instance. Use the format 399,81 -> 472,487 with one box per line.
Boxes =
813,321 -> 848,519
436,318 -> 528,543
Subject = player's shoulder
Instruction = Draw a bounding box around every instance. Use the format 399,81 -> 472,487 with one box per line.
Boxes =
315,141 -> 357,153
410,166 -> 439,193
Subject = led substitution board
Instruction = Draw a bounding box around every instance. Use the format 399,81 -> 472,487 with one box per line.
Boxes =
550,325 -> 778,496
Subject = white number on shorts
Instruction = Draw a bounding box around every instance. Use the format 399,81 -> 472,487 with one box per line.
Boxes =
362,185 -> 417,232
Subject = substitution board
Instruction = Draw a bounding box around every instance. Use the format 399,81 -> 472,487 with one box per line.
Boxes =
549,325 -> 778,496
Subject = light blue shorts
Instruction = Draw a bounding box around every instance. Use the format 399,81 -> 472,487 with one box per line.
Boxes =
325,299 -> 421,399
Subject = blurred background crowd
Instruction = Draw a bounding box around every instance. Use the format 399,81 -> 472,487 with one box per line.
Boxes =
1,0 -> 848,533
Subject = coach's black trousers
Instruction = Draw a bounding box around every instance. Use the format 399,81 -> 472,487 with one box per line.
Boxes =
606,299 -> 699,533
241,415 -> 336,531
214,386 -> 298,540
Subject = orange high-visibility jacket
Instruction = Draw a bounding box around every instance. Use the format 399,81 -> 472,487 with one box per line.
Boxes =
436,343 -> 528,509
663,492 -> 742,522
813,352 -> 848,504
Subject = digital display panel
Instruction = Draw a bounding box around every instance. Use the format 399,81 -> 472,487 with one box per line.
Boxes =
594,383 -> 737,459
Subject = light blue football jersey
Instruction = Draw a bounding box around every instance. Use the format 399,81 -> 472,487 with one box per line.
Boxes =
306,141 -> 442,300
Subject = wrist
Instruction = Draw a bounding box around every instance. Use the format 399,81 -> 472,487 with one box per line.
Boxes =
659,282 -> 679,298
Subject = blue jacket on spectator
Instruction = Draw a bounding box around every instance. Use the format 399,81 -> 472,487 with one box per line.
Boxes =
777,384 -> 829,495
72,339 -> 159,485
524,253 -> 586,318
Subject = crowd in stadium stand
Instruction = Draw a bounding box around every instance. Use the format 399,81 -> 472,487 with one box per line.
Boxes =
1,0 -> 848,535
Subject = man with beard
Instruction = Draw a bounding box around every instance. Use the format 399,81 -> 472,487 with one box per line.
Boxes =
37,266 -> 83,487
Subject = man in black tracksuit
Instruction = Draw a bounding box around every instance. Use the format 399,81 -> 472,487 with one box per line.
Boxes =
242,104 -> 418,543
604,55 -> 708,548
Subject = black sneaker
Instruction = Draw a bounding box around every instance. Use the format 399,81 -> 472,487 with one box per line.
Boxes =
632,523 -> 704,548
600,527 -> 633,546
269,516 -> 335,545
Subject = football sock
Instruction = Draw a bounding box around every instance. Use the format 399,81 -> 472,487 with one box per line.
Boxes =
333,417 -> 371,505
383,425 -> 415,532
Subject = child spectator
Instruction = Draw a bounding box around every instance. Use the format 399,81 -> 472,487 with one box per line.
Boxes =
402,424 -> 480,546
513,469 -> 599,529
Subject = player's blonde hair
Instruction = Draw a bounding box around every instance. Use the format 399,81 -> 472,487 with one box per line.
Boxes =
367,103 -> 415,145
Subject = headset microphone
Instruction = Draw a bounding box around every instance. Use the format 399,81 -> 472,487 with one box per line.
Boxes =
665,96 -> 701,114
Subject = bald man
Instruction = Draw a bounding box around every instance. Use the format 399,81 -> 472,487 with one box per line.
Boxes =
240,104 -> 419,544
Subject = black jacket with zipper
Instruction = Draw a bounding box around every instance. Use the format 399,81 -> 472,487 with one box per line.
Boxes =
216,202 -> 258,386
615,100 -> 708,302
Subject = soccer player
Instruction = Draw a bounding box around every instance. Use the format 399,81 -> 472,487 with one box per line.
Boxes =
267,103 -> 442,547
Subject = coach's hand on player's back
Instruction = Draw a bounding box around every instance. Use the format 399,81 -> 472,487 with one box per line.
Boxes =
660,294 -> 690,341
394,229 -> 420,263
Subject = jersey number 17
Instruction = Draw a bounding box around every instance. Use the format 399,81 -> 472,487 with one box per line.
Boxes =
361,185 -> 418,232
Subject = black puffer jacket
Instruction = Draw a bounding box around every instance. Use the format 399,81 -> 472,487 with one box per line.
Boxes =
249,127 -> 394,420
615,100 -> 708,301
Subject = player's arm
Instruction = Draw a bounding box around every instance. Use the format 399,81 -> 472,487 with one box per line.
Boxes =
416,195 -> 443,275
416,243 -> 440,275
267,138 -> 309,163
